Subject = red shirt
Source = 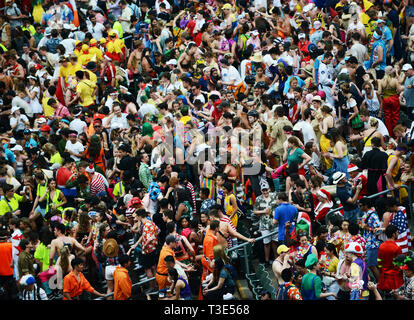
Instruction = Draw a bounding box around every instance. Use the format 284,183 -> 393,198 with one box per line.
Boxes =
377,240 -> 404,291
56,166 -> 73,187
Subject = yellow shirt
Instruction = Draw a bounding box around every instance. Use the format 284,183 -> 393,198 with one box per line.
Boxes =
0,193 -> 22,216
68,62 -> 82,77
85,69 -> 98,84
89,46 -> 103,61
76,79 -> 96,106
42,96 -> 55,118
59,64 -> 72,82
78,53 -> 94,66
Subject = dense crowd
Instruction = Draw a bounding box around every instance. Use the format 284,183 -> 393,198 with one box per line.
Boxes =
0,0 -> 414,302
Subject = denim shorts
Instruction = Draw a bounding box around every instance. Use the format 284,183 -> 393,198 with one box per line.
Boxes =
344,208 -> 361,225
366,248 -> 379,267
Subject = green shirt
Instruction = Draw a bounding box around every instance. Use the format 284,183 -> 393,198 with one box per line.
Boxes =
301,272 -> 322,299
139,163 -> 153,189
113,181 -> 125,197
50,152 -> 63,165
0,193 -> 23,216
34,243 -> 51,272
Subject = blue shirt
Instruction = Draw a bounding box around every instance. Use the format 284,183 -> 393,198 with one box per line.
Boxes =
274,203 -> 298,241
404,76 -> 414,108
25,138 -> 38,149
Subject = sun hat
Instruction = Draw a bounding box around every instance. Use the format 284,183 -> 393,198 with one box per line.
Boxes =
332,172 -> 346,184
311,95 -> 322,102
103,238 -> 119,258
251,52 -> 263,63
277,244 -> 289,255
305,253 -> 319,268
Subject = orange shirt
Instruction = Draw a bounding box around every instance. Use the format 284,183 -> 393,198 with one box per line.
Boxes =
156,245 -> 175,276
85,146 -> 106,172
113,266 -> 131,300
63,271 -> 95,300
0,242 -> 13,276
201,229 -> 218,272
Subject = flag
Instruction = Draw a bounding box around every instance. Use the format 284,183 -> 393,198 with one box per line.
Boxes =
391,206 -> 412,254
68,0 -> 79,27
291,212 -> 312,239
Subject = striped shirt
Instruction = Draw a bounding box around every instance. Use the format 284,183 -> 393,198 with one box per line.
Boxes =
185,182 -> 197,216
90,172 -> 109,196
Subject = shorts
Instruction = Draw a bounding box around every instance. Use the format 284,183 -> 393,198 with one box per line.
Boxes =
141,250 -> 157,269
366,248 -> 379,267
261,229 -> 278,245
105,265 -> 117,281
36,205 -> 47,218
407,6 -> 414,17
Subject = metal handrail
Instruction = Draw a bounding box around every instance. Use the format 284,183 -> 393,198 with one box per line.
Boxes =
325,184 -> 409,222
96,184 -> 412,299
95,229 -> 279,300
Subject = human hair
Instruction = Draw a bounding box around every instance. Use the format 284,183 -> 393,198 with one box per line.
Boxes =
212,257 -> 225,283
213,244 -> 230,264
60,245 -> 71,274
166,221 -> 176,234
277,192 -> 288,202
385,225 -> 398,239
210,219 -> 220,231
168,267 -> 179,289
348,223 -> 360,236
164,255 -> 175,264
281,268 -> 292,282
325,242 -> 338,257
287,136 -> 301,148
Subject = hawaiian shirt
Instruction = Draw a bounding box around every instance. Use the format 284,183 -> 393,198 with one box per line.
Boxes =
286,282 -> 302,300
253,192 -> 278,231
200,199 -> 216,214
141,220 -> 160,254
361,209 -> 382,250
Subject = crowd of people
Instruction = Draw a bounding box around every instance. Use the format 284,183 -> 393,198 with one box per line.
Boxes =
0,0 -> 414,302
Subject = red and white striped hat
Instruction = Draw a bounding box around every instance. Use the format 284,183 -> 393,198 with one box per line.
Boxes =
86,164 -> 95,173
348,163 -> 359,173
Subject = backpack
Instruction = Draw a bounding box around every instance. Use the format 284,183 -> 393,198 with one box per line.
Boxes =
275,284 -> 293,300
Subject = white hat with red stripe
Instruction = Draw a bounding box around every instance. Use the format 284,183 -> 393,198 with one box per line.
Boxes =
348,163 -> 359,173
86,164 -> 95,173
344,241 -> 364,255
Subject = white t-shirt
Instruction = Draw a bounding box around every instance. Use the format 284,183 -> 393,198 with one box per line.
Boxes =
366,116 -> 389,137
65,140 -> 85,161
87,21 -> 105,40
10,114 -> 29,131
60,38 -> 76,55
69,118 -> 87,135
222,66 -> 242,87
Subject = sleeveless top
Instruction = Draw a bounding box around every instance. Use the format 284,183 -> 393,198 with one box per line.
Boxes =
178,276 -> 192,299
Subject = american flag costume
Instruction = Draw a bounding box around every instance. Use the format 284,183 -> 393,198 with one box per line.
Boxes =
390,206 -> 412,255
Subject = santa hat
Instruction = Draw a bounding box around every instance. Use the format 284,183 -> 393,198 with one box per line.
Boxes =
86,164 -> 95,173
348,163 -> 359,173
317,189 -> 332,204
329,7 -> 338,18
